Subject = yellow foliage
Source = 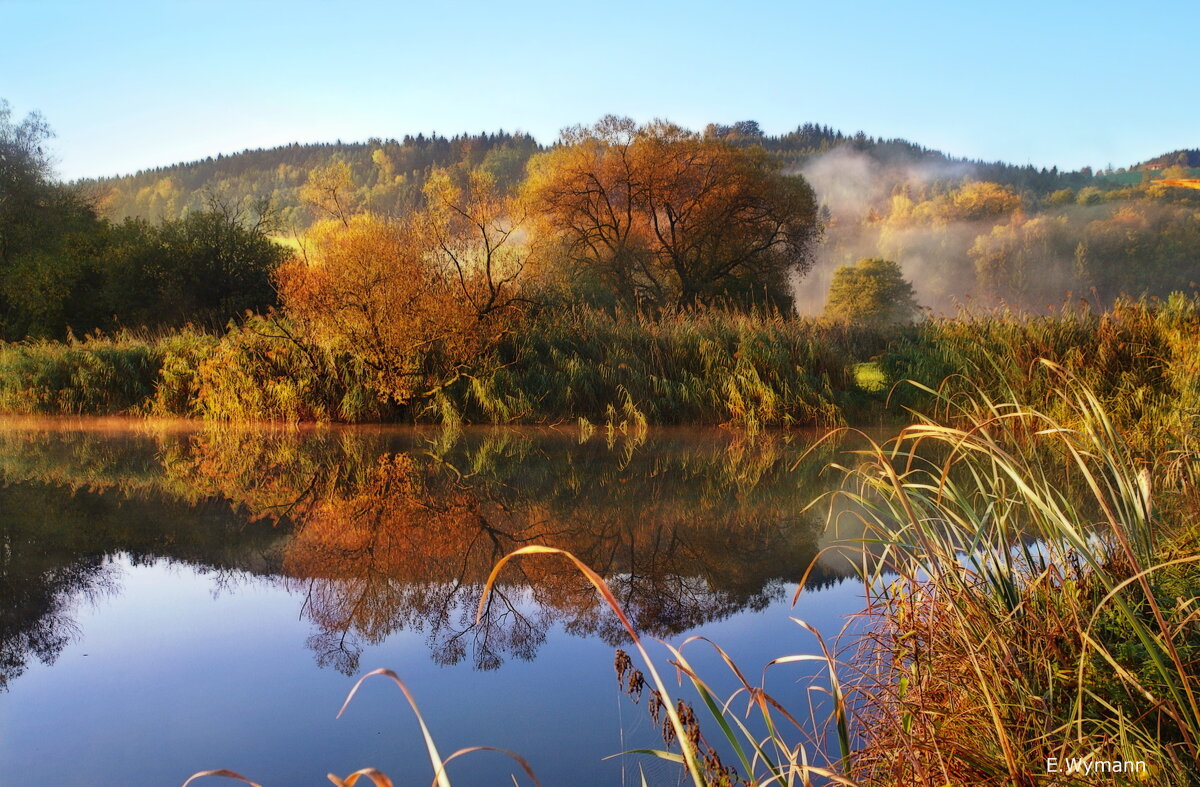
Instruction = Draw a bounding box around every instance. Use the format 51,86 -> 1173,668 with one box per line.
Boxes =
299,161 -> 357,225
275,214 -> 484,404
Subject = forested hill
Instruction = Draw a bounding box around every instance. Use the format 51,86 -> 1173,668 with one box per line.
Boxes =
1135,149 -> 1200,170
84,132 -> 540,229
81,121 -> 1138,229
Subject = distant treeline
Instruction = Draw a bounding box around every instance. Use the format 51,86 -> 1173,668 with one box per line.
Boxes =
5,97 -> 1200,351
86,131 -> 541,228
84,121 -> 1150,229
79,114 -> 1200,317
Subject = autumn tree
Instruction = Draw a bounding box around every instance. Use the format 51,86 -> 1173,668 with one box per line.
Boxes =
299,161 -> 358,226
422,168 -> 529,319
278,168 -> 529,405
824,257 -> 919,326
275,214 -> 477,404
970,215 -> 1077,306
523,116 -> 820,310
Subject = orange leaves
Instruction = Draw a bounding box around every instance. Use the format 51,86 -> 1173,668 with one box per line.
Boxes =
522,117 -> 819,310
279,165 -> 532,408
1156,178 -> 1200,191
275,214 -> 486,405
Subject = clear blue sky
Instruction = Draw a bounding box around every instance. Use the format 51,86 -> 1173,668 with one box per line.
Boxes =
3,0 -> 1197,180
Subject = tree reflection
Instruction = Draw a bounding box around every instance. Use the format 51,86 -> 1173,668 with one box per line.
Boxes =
0,422 -> 853,679
0,429 -> 289,690
269,430 -> 848,673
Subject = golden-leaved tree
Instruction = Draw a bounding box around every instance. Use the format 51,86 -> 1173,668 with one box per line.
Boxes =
276,166 -> 528,406
522,116 -> 820,310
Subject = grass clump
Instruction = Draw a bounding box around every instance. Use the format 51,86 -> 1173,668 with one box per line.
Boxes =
0,333 -> 162,414
838,366 -> 1200,786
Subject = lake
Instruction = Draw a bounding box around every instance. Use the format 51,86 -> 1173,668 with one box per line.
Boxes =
0,418 -> 871,786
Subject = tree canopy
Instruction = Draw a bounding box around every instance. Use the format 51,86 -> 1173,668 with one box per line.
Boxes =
0,100 -> 287,339
523,116 -> 820,310
824,257 -> 919,326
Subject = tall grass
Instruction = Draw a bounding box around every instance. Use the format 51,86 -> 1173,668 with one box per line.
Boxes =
837,365 -> 1200,785
884,296 -> 1200,446
0,333 -> 163,414
2,296 -> 1199,433
458,307 -> 880,429
187,315 -> 390,422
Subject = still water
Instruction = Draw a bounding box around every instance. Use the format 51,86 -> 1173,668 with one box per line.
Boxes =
0,419 -> 869,786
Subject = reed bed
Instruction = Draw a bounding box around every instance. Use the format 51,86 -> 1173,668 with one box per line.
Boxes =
0,334 -> 164,414
837,365 -> 1200,786
458,307 -> 880,429
7,296 -> 1199,430
889,295 -> 1200,446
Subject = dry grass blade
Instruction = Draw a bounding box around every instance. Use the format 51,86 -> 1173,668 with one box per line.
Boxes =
182,770 -> 263,787
326,768 -> 394,787
433,746 -> 541,787
337,668 -> 451,787
479,545 -> 707,787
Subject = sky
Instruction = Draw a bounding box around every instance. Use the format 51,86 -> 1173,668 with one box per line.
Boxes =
3,0 -> 1197,180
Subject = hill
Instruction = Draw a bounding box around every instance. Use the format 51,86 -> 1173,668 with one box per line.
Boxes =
84,132 -> 540,230
1136,149 -> 1200,170
81,121 -> 1115,229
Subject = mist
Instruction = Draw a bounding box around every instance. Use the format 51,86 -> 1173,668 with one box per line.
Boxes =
791,146 -> 1056,315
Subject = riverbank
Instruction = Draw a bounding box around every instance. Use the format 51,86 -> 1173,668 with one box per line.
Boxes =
2,296 -> 1198,437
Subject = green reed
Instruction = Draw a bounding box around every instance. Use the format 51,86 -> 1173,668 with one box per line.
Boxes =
2,296 -> 1199,437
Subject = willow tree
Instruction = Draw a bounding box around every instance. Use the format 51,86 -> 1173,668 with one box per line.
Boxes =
276,168 -> 529,405
522,116 -> 820,310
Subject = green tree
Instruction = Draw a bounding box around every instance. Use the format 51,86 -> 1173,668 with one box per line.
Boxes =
99,203 -> 288,330
0,100 -> 106,339
824,257 -> 919,326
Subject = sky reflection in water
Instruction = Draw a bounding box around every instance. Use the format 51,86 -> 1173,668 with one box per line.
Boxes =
0,421 -> 866,786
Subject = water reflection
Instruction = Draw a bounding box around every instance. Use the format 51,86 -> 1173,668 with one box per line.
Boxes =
0,421 -> 854,685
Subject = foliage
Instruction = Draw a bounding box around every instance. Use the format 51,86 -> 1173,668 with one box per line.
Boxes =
276,214 -> 499,406
970,201 -> 1200,307
90,131 -> 540,229
0,188 -> 287,340
97,205 -> 287,331
188,314 -> 388,422
466,306 -> 862,429
523,116 -> 820,310
824,258 -> 919,327
0,100 -> 104,339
